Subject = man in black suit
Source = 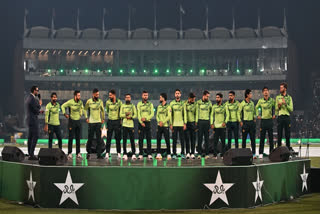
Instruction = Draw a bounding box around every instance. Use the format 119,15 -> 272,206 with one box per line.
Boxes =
25,86 -> 42,160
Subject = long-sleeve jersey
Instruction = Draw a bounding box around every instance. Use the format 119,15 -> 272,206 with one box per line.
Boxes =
275,94 -> 293,116
184,101 -> 197,123
169,100 -> 186,127
61,99 -> 86,121
196,99 -> 212,122
84,98 -> 105,123
255,97 -> 275,119
210,103 -> 226,128
105,98 -> 122,120
137,101 -> 154,124
45,102 -> 60,126
120,103 -> 137,128
238,100 -> 256,121
225,100 -> 240,123
156,103 -> 172,127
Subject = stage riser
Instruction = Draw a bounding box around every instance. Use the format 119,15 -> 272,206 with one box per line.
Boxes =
0,160 -> 311,210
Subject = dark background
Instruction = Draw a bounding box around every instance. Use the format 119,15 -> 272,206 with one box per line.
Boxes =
1,0 -> 320,115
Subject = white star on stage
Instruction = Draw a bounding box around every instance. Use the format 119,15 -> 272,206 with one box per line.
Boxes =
300,164 -> 309,192
26,171 -> 36,202
54,170 -> 84,205
252,170 -> 264,203
203,170 -> 234,206
101,124 -> 107,138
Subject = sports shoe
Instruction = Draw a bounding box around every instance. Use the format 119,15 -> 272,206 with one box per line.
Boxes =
172,155 -> 177,159
167,154 -> 172,160
191,154 -> 195,159
181,154 -> 186,159
105,153 -> 109,159
76,153 -> 82,159
156,153 -> 162,160
197,155 -> 201,159
148,155 -> 153,160
68,153 -> 73,159
213,156 -> 218,160
186,153 -> 190,159
117,153 -> 121,159
132,154 -> 137,160
259,154 -> 263,159
138,155 -> 143,160
123,154 -> 128,160
205,155 -> 210,159
86,154 -> 91,160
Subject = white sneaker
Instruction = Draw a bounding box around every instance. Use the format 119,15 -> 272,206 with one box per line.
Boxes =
167,154 -> 172,160
117,153 -> 121,159
138,155 -> 143,160
105,153 -> 109,159
123,154 -> 128,160
191,154 -> 195,159
259,154 -> 263,159
76,153 -> 82,159
156,153 -> 162,160
148,155 -> 153,160
132,154 -> 137,160
205,155 -> 210,159
68,154 -> 73,159
186,153 -> 190,159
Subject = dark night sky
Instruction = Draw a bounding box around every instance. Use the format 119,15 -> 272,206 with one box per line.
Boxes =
1,0 -> 320,114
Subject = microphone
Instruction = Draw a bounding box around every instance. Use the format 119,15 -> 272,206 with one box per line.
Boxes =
37,94 -> 41,100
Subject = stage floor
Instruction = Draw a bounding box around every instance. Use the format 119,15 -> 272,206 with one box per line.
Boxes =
18,154 -> 307,167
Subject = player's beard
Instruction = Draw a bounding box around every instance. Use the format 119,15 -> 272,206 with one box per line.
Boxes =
160,100 -> 163,103
126,100 -> 130,104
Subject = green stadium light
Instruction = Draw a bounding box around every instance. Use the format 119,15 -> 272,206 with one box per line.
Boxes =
248,69 -> 252,72
97,69 -> 100,73
190,69 -> 193,73
236,69 -> 240,73
120,69 -> 123,73
85,69 -> 88,73
178,69 -> 182,73
154,69 -> 158,73
201,69 -> 205,73
73,69 -> 76,73
166,69 -> 170,73
47,69 -> 51,73
108,69 -> 112,73
131,69 -> 135,73
60,69 -> 64,73
143,69 -> 147,73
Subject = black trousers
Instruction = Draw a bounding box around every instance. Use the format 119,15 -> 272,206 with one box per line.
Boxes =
184,122 -> 196,154
198,120 -> 210,156
106,120 -> 121,154
227,122 -> 239,149
172,126 -> 185,155
123,127 -> 136,154
48,124 -> 62,149
242,120 -> 256,155
27,121 -> 39,156
87,123 -> 102,156
138,122 -> 152,155
157,126 -> 171,154
68,119 -> 81,155
277,115 -> 291,148
260,119 -> 274,154
213,128 -> 226,156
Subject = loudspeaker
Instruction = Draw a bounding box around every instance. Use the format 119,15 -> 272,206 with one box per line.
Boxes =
86,139 -> 106,153
223,148 -> 253,166
269,146 -> 290,162
38,148 -> 67,165
1,146 -> 25,162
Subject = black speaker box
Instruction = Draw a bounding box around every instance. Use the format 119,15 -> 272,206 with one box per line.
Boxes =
1,146 -> 25,162
269,146 -> 290,162
223,148 -> 253,166
38,148 -> 67,165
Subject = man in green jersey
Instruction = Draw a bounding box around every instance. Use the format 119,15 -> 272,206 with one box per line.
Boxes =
170,89 -> 187,159
275,82 -> 294,149
61,90 -> 87,159
184,92 -> 197,159
196,90 -> 212,159
156,93 -> 172,160
84,88 -> 105,159
44,92 -> 62,149
255,86 -> 275,158
225,91 -> 240,150
238,89 -> 256,157
120,93 -> 137,161
105,89 -> 122,159
210,93 -> 227,158
137,90 -> 154,160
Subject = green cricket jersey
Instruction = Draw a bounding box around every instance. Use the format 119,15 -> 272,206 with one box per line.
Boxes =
225,100 -> 240,123
45,102 -> 60,126
120,103 -> 137,128
210,103 -> 226,128
170,100 -> 186,127
184,101 -> 197,123
84,98 -> 105,123
105,98 -> 122,120
156,103 -> 172,127
61,99 -> 87,121
275,94 -> 293,116
255,97 -> 275,119
196,99 -> 212,122
137,100 -> 154,124
238,100 -> 256,121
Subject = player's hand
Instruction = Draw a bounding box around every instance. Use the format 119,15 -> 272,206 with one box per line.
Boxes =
101,120 -> 104,124
43,124 -> 48,132
282,98 -> 286,105
170,125 -> 173,131
240,122 -> 243,127
183,124 -> 187,131
222,123 -> 226,127
86,119 -> 89,123
258,116 -> 261,120
64,114 -> 69,119
141,123 -> 146,127
211,124 -> 214,129
253,119 -> 256,123
272,115 -> 276,119
39,100 -> 42,106
159,121 -> 163,127
141,118 -> 146,122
